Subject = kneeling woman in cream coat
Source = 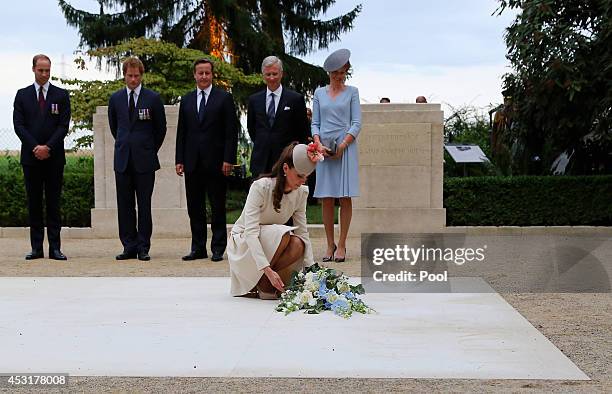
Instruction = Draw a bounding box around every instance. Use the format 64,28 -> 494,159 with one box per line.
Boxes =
228,143 -> 317,299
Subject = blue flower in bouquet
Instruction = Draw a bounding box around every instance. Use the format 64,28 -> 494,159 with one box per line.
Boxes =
318,280 -> 329,296
344,291 -> 355,300
331,298 -> 350,316
332,299 -> 348,309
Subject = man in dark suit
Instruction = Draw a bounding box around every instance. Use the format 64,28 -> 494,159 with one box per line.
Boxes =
108,57 -> 167,261
247,56 -> 309,178
13,54 -> 71,260
175,58 -> 239,262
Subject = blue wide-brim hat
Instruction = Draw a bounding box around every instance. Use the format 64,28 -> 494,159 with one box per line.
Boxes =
323,48 -> 351,72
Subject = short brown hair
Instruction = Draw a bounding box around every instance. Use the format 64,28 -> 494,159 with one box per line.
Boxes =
32,54 -> 51,67
122,57 -> 145,75
193,58 -> 214,72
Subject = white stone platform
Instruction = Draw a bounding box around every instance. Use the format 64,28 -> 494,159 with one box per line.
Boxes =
0,277 -> 588,380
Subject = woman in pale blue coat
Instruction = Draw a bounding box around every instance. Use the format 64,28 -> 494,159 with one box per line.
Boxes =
311,49 -> 361,263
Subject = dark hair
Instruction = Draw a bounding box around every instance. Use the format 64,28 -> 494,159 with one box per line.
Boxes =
32,54 -> 51,67
122,57 -> 145,75
258,142 -> 298,212
193,58 -> 214,72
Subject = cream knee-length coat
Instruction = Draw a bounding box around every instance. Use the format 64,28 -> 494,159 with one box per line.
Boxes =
228,177 -> 315,296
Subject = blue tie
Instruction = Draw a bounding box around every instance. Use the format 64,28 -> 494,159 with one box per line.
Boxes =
198,90 -> 206,122
267,93 -> 276,127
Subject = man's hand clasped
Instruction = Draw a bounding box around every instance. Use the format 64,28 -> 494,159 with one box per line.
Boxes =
222,162 -> 233,177
33,145 -> 50,160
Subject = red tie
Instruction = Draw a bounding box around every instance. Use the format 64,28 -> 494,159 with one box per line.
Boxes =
38,87 -> 46,114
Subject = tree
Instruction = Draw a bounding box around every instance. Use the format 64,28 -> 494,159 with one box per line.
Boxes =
61,38 -> 261,150
58,0 -> 362,95
497,0 -> 612,174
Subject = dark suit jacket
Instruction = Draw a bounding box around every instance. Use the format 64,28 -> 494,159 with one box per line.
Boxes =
247,86 -> 308,175
13,83 -> 71,166
175,86 -> 239,173
108,87 -> 167,173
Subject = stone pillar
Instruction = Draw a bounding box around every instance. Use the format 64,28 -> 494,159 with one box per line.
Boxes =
91,105 -> 191,237
350,103 -> 446,234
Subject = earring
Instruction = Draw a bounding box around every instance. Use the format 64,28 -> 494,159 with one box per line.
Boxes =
283,172 -> 287,177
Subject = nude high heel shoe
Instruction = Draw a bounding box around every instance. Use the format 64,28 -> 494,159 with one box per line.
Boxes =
257,286 -> 280,300
322,244 -> 337,262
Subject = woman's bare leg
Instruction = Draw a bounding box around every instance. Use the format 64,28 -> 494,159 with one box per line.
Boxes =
321,197 -> 336,257
257,234 -> 305,293
336,197 -> 352,260
276,236 -> 305,285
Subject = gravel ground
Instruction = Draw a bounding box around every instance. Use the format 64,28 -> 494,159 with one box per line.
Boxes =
1,236 -> 610,393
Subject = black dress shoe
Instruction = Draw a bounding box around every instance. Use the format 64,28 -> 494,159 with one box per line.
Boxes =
116,251 -> 137,260
138,251 -> 151,261
211,252 -> 224,262
25,250 -> 44,260
49,249 -> 68,260
182,250 -> 208,261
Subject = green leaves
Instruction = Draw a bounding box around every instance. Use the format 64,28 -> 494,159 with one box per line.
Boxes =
498,0 -> 612,174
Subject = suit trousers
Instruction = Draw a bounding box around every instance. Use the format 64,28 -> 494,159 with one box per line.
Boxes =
185,161 -> 227,255
22,163 -> 64,251
114,156 -> 155,253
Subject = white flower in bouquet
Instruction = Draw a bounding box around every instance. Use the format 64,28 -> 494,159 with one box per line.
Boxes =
304,271 -> 315,283
337,282 -> 351,294
299,291 -> 315,306
325,291 -> 339,303
307,281 -> 319,292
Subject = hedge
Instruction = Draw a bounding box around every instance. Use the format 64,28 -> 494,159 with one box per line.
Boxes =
0,168 -> 249,227
0,172 -> 94,227
1,171 -> 611,227
444,175 -> 612,226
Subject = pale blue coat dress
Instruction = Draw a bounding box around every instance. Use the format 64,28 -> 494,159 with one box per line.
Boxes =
311,85 -> 362,198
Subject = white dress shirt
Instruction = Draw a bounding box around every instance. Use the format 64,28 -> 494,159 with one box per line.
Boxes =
126,84 -> 142,106
33,81 -> 50,100
197,85 -> 212,112
266,85 -> 282,113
